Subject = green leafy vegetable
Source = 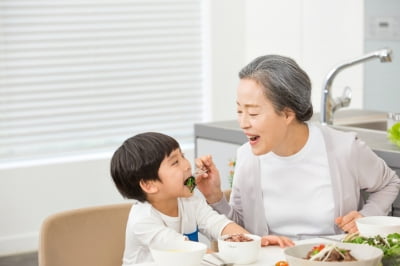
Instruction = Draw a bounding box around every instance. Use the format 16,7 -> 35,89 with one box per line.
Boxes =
344,233 -> 400,259
388,122 -> 400,148
184,176 -> 196,193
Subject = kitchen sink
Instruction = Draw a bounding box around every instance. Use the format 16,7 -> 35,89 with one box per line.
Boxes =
331,109 -> 388,132
338,120 -> 387,131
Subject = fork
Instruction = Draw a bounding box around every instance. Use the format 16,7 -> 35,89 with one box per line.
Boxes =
202,253 -> 233,266
194,167 -> 208,177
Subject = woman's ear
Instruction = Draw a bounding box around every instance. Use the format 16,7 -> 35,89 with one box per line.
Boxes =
283,107 -> 296,124
139,179 -> 159,194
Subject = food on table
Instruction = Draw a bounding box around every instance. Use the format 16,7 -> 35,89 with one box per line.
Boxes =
344,232 -> 400,260
184,176 -> 196,192
305,244 -> 356,262
224,233 -> 254,242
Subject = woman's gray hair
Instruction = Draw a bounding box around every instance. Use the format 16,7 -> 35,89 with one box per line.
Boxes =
239,54 -> 313,122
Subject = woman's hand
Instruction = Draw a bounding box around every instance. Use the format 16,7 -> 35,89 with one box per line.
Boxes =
335,211 -> 363,233
194,155 -> 223,204
261,235 -> 294,248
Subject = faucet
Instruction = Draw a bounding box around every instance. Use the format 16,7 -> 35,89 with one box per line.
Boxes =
320,48 -> 392,125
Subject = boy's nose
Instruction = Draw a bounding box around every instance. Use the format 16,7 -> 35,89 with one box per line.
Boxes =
184,159 -> 191,171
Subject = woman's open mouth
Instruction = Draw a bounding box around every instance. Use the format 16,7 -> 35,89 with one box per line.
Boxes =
247,135 -> 260,143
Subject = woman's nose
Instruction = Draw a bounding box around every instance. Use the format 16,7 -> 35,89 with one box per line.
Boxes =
238,115 -> 250,129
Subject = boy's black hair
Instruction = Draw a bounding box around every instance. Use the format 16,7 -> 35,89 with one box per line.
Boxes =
110,132 -> 180,202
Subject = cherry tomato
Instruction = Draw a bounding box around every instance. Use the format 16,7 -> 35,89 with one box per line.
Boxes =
311,243 -> 325,255
312,244 -> 325,252
275,261 -> 289,266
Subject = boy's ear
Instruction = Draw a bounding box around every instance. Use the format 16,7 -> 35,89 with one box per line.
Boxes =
139,179 -> 159,194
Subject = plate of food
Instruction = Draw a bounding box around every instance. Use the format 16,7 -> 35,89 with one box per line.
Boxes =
283,242 -> 383,266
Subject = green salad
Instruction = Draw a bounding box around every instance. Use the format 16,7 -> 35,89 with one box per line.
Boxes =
344,233 -> 400,258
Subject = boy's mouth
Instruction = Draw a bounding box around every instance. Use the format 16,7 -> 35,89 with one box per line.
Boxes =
184,176 -> 196,193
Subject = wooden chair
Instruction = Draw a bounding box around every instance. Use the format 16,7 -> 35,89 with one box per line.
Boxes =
38,202 -> 132,266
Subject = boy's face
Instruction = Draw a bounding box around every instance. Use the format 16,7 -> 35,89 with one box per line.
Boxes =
157,148 -> 193,197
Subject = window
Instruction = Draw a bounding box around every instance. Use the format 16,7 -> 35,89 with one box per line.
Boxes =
0,0 -> 204,163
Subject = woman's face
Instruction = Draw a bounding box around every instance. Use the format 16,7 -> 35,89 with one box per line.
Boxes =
236,78 -> 291,155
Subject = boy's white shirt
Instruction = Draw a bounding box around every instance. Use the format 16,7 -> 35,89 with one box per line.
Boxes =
122,194 -> 232,266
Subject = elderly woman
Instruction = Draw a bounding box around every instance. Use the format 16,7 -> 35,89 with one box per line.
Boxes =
196,54 -> 400,239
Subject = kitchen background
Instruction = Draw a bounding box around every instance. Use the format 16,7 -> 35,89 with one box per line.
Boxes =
0,0 -> 399,257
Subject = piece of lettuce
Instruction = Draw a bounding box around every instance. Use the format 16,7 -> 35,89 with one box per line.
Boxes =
184,176 -> 196,193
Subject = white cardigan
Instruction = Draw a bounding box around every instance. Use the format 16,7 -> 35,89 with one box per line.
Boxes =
211,124 -> 400,236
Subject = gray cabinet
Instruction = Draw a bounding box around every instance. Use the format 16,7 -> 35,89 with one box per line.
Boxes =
194,120 -> 246,191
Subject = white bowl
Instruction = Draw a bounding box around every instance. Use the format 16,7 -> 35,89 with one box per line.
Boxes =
356,216 -> 400,237
284,242 -> 383,266
217,233 -> 261,264
150,240 -> 207,266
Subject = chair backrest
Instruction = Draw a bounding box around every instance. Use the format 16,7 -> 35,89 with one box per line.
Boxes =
38,202 -> 132,266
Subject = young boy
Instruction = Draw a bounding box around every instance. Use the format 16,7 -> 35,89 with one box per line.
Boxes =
111,132 -> 293,265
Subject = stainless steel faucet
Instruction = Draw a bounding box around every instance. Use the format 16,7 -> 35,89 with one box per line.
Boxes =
320,48 -> 392,125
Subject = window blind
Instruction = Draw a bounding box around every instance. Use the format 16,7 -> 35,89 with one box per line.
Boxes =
0,0 -> 204,163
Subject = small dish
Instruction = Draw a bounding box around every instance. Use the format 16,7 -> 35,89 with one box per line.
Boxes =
217,233 -> 261,264
150,240 -> 207,266
356,216 -> 400,237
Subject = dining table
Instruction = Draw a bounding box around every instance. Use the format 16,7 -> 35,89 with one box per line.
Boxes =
133,235 -> 342,266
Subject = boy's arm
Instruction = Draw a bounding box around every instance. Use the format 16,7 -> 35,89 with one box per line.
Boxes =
221,222 -> 294,248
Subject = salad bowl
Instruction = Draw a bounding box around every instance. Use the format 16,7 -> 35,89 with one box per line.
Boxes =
344,232 -> 400,266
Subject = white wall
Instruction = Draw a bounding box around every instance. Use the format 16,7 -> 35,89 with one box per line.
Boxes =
210,0 -> 364,122
0,0 -> 365,256
206,0 -> 246,121
0,156 -> 123,255
245,0 -> 365,118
